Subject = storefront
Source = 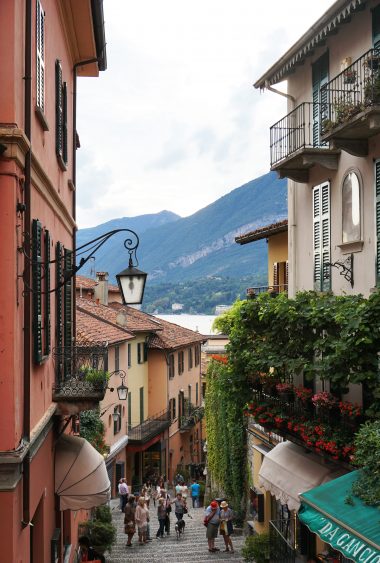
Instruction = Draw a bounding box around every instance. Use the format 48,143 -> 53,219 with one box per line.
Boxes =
299,471 -> 380,563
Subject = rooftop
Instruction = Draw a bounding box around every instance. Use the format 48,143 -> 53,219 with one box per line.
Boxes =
235,219 -> 288,245
76,308 -> 134,345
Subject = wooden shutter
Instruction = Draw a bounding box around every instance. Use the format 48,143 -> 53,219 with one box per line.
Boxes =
115,346 -> 120,371
173,397 -> 176,419
375,161 -> 380,285
137,343 -> 141,364
44,230 -> 51,355
63,249 -> 73,347
257,494 -> 265,523
313,183 -> 330,291
312,52 -> 329,147
56,242 -> 63,381
32,219 -> 43,363
139,387 -> 144,424
62,82 -> 68,163
55,60 -> 63,157
128,392 -> 132,431
273,262 -> 279,288
36,1 -> 45,111
285,261 -> 289,290
143,341 -> 148,362
128,343 -> 131,367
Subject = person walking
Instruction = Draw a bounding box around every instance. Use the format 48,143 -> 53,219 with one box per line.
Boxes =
135,497 -> 149,544
156,497 -> 167,538
171,492 -> 186,521
119,478 -> 129,512
219,500 -> 234,552
190,479 -> 201,508
124,495 -> 136,548
161,489 -> 171,535
204,500 -> 220,553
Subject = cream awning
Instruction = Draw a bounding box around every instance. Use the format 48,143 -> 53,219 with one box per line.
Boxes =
258,441 -> 344,511
55,434 -> 111,511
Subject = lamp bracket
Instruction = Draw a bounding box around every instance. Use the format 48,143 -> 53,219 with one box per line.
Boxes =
325,253 -> 354,287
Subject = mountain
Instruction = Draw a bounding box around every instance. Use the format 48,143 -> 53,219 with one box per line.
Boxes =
77,172 -> 287,286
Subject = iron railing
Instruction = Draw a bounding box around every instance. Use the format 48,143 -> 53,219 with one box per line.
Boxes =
270,102 -> 327,167
320,47 -> 380,136
128,408 -> 171,444
53,342 -> 108,400
269,519 -> 297,563
246,284 -> 288,298
179,402 -> 204,431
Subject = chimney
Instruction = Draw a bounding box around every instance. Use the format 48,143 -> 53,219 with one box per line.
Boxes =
94,272 -> 109,305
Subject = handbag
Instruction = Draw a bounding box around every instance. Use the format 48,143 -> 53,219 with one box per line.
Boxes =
166,503 -> 172,513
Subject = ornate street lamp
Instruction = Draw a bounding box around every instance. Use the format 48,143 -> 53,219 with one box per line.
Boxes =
116,371 -> 128,401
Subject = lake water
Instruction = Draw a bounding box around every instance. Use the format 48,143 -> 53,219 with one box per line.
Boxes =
154,314 -> 218,335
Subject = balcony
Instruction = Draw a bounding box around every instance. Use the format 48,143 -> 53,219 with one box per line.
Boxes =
128,409 -> 171,445
269,519 -> 296,563
245,389 -> 364,467
320,48 -> 380,156
270,102 -> 340,182
246,284 -> 288,298
179,403 -> 204,433
53,342 -> 108,415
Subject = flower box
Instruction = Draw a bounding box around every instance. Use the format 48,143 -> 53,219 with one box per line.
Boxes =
343,69 -> 357,84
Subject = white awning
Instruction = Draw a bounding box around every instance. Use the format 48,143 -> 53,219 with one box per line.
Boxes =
258,441 -> 344,511
55,434 -> 111,511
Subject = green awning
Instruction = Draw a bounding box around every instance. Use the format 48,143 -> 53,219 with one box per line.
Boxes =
299,471 -> 380,563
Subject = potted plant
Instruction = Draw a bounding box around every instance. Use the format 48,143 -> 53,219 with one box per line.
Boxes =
242,533 -> 270,562
364,52 -> 380,72
343,68 -> 357,84
79,367 -> 110,389
276,382 -> 294,402
79,507 -> 116,555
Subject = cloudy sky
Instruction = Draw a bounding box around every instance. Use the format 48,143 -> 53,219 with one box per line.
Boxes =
76,0 -> 334,228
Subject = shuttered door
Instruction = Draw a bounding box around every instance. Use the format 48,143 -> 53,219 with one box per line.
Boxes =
44,230 -> 51,355
139,387 -> 144,424
273,262 -> 279,289
36,1 -> 45,111
32,220 -> 43,363
313,182 -> 331,291
312,52 -> 329,147
63,249 -> 73,347
375,161 -> 380,285
55,60 -> 63,157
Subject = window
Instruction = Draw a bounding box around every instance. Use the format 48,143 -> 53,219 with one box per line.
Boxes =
188,384 -> 192,405
137,342 -> 142,364
32,219 -> 51,363
36,0 -> 45,112
196,382 -> 199,405
114,346 -> 120,371
168,354 -> 175,379
178,350 -> 184,375
342,172 -> 361,243
113,405 -> 122,435
169,397 -> 176,420
127,392 -> 132,431
139,387 -> 144,423
188,347 -> 193,370
195,344 -> 200,367
128,343 -> 132,368
313,182 -> 331,291
55,60 -> 68,166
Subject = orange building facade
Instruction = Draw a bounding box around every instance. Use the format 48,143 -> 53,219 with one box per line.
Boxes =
0,1 -> 107,561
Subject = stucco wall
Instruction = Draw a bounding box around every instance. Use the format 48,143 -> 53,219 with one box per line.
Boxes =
268,232 -> 288,286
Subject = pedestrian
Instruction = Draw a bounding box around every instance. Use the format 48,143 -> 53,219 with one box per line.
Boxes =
161,489 -> 171,535
171,492 -> 186,521
135,496 -> 149,544
190,479 -> 201,508
180,480 -> 189,499
118,478 -> 124,510
156,497 -> 167,538
204,499 -> 220,553
119,478 -> 129,512
124,495 -> 136,548
219,500 -> 234,552
78,535 -> 105,562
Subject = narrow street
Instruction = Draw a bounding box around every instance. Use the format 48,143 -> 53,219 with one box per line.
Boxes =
106,499 -> 246,563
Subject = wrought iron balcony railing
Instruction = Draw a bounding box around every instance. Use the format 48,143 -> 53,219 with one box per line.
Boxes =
320,48 -> 380,138
53,342 -> 108,403
246,284 -> 288,298
269,519 -> 297,563
127,408 -> 171,444
179,403 -> 204,432
270,102 -> 328,167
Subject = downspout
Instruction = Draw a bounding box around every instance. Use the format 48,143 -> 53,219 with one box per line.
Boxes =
264,81 -> 296,106
71,57 -> 98,343
22,0 -> 32,528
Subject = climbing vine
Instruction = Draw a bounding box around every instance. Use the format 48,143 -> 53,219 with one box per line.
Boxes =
79,408 -> 107,455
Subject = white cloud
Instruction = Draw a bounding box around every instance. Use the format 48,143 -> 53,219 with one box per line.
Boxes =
76,0 -> 334,227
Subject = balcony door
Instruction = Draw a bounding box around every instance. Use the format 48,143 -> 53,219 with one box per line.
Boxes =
373,4 -> 380,50
312,51 -> 329,147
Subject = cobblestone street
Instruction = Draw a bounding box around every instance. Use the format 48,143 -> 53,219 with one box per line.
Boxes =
106,499 -> 246,563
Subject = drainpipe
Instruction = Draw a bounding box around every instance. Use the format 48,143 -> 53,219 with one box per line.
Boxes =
22,0 -> 32,529
264,81 -> 296,106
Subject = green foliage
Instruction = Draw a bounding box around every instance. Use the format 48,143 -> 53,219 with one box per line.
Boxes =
351,420 -> 380,506
94,504 -> 113,524
223,291 -> 380,414
242,533 -> 270,562
205,357 -> 248,520
80,519 -> 116,553
79,409 -> 107,455
80,367 -> 110,385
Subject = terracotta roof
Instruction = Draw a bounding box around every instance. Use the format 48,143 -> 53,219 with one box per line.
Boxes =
108,302 -> 163,333
254,0 -> 364,88
109,302 -> 206,350
235,219 -> 288,245
76,308 -> 133,344
76,275 -> 120,293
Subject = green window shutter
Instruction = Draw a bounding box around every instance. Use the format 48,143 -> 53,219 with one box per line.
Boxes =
128,392 -> 132,431
375,161 -> 380,285
313,186 -> 322,290
173,397 -> 176,419
143,341 -> 148,362
44,229 -> 51,355
32,219 -> 43,363
55,60 -> 63,157
139,387 -> 144,424
128,343 -> 131,367
115,346 -> 119,371
321,183 -> 331,291
373,5 -> 380,50
312,52 -> 329,147
137,342 -> 141,363
63,249 -> 73,347
36,1 -> 45,111
62,82 -> 68,163
56,242 -> 64,382
313,183 -> 331,291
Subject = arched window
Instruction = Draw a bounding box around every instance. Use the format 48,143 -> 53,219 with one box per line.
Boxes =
342,171 -> 361,243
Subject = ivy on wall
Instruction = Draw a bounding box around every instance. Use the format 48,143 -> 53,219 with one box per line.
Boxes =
79,409 -> 107,455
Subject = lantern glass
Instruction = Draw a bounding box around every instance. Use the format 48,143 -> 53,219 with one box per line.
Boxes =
117,382 -> 128,401
116,266 -> 147,305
